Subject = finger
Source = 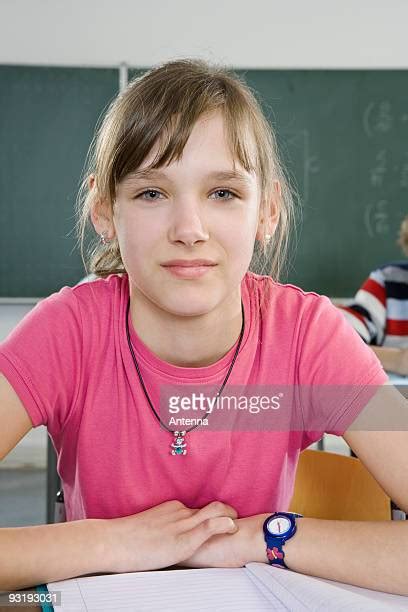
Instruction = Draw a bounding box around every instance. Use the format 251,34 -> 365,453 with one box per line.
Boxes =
179,516 -> 238,558
179,501 -> 237,532
194,501 -> 238,522
173,501 -> 238,536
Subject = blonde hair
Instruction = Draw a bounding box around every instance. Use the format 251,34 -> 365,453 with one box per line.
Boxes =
397,215 -> 408,256
75,58 -> 298,282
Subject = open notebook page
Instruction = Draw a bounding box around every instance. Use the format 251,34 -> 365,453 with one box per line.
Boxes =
245,563 -> 408,611
47,564 -> 408,612
47,567 -> 287,611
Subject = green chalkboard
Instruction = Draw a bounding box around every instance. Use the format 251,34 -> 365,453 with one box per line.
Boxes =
240,70 -> 408,296
0,66 -> 118,297
1,67 -> 408,298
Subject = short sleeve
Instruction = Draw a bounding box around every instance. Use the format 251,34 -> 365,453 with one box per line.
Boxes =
0,287 -> 83,438
297,294 -> 389,449
337,268 -> 387,345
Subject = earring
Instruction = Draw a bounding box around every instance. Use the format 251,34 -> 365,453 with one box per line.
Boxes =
100,231 -> 112,245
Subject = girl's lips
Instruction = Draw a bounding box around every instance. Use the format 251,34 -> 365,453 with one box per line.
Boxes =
162,264 -> 217,279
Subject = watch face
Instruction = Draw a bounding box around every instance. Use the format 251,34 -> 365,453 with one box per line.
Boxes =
267,515 -> 291,536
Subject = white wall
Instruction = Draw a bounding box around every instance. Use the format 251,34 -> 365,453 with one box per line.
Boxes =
0,0 -> 407,68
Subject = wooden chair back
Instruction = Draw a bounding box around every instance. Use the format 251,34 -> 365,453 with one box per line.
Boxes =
288,449 -> 391,521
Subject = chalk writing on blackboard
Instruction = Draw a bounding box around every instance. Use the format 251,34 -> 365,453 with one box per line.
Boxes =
285,129 -> 319,207
369,149 -> 387,188
363,101 -> 394,138
364,200 -> 390,238
400,154 -> 408,189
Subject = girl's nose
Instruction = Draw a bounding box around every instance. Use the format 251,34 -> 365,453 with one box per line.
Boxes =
168,201 -> 210,246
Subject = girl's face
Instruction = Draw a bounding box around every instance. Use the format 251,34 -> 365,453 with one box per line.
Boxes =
111,110 -> 266,317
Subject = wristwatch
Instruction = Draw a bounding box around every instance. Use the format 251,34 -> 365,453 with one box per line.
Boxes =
262,512 -> 303,569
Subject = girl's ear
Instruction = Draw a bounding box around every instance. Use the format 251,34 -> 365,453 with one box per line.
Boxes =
256,180 -> 281,242
89,174 -> 116,240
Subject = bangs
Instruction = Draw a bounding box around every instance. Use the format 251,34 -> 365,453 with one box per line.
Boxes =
117,108 -> 258,188
106,70 -> 260,201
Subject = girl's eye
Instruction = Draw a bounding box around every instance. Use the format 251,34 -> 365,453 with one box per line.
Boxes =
136,189 -> 163,201
134,188 -> 236,201
210,189 -> 236,201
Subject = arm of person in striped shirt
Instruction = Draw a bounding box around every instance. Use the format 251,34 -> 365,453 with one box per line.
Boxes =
338,266 -> 408,375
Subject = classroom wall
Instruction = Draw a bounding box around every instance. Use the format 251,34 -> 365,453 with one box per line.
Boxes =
1,0 -> 405,466
1,0 -> 408,68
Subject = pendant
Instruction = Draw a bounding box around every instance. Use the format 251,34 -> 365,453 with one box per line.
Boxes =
171,430 -> 187,455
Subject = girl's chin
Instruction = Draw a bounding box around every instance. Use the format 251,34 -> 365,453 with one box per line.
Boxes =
160,296 -> 219,317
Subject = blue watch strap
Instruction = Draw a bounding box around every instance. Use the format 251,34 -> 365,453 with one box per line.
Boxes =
263,512 -> 302,569
265,536 -> 288,568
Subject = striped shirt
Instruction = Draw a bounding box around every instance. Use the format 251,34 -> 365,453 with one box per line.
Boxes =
338,261 -> 408,348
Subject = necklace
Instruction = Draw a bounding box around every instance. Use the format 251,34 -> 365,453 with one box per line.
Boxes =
125,296 -> 245,455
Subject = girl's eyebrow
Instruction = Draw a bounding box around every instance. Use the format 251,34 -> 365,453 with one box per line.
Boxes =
124,168 -> 254,186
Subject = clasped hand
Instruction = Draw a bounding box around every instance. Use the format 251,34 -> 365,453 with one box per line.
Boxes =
104,500 -> 268,574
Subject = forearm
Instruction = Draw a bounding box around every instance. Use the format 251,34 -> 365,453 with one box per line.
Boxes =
0,519 -> 109,591
371,346 -> 402,374
249,514 -> 408,596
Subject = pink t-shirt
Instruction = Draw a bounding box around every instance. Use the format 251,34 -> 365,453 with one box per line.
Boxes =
0,272 -> 387,521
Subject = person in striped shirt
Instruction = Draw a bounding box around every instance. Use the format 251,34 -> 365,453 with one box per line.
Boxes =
338,217 -> 408,375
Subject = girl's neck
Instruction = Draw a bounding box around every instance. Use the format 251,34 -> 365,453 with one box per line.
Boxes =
128,285 -> 243,368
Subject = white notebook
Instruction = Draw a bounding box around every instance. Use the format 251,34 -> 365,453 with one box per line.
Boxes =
47,563 -> 408,611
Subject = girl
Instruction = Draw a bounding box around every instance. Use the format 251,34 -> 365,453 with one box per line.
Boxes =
0,58 -> 407,594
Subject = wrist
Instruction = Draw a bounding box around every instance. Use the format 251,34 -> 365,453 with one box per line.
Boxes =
239,513 -> 271,565
92,518 -> 118,573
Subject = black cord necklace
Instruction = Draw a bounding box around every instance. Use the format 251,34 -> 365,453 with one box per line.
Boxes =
125,296 -> 245,455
